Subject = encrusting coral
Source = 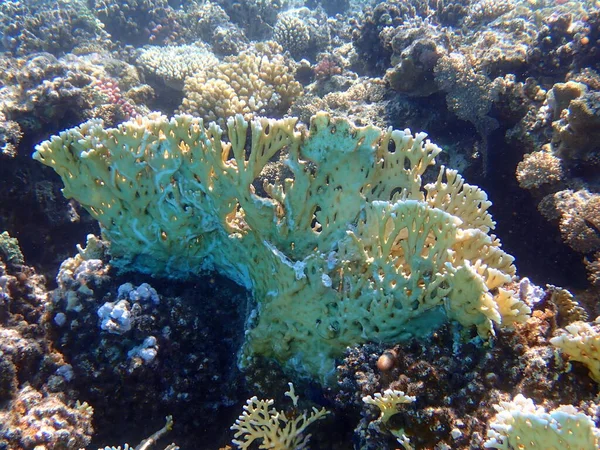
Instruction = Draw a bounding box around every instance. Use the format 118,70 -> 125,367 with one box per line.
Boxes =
33,111 -> 529,383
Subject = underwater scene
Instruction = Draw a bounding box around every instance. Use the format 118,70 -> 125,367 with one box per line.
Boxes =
0,0 -> 600,448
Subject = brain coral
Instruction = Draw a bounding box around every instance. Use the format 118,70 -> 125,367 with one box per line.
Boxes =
34,112 -> 529,382
179,42 -> 302,126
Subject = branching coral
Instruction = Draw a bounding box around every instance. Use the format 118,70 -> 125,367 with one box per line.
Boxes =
34,111 -> 528,382
231,383 -> 328,449
363,389 -> 415,424
551,318 -> 600,383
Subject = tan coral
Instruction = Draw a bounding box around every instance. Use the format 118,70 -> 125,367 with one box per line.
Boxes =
551,318 -> 600,384
516,145 -> 563,189
231,383 -> 328,450
539,190 -> 600,254
179,42 -> 302,125
585,252 -> 600,287
137,44 -> 218,90
363,389 -> 416,424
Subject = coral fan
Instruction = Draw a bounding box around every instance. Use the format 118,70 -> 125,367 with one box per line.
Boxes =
34,111 -> 528,382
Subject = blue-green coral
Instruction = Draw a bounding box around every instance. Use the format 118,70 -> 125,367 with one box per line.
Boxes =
33,112 -> 529,382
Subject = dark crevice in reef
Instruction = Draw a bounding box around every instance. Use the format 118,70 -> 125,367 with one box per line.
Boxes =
473,127 -> 587,290
0,154 -> 99,287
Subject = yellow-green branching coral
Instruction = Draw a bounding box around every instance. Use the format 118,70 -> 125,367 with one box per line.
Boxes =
34,112 -> 529,383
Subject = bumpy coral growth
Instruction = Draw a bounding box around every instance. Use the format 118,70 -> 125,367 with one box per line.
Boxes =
516,146 -> 563,190
551,319 -> 600,384
484,394 -> 600,450
0,386 -> 94,449
180,43 -> 302,125
34,111 -> 528,381
553,90 -> 600,162
137,44 -> 218,90
540,190 -> 600,254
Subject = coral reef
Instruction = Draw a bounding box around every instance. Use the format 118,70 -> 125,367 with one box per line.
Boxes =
46,236 -> 248,447
2,0 -> 600,447
0,234 -> 94,449
334,284 -> 598,449
137,44 -> 218,90
35,111 -> 529,383
216,0 -> 283,40
273,8 -> 330,61
180,42 -> 302,125
0,0 -> 107,56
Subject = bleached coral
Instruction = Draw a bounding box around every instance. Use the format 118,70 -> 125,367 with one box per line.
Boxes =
137,44 -> 218,90
484,394 -> 600,450
363,389 -> 415,424
516,145 -> 563,189
33,111 -> 529,381
551,318 -> 600,383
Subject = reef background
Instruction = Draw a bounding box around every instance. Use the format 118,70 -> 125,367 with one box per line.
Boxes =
0,0 -> 599,449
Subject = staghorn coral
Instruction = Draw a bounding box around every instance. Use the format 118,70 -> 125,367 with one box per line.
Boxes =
34,111 -> 529,382
179,43 -> 302,125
